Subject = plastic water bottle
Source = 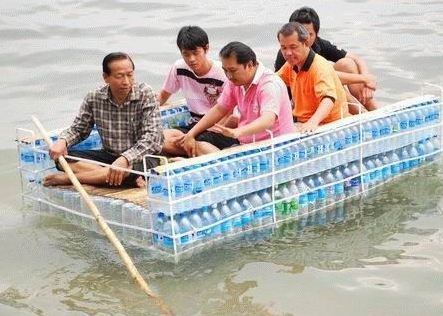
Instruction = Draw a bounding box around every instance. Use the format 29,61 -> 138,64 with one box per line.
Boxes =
296,180 -> 309,215
333,167 -> 345,202
349,162 -> 361,196
408,110 -> 417,129
388,151 -> 401,176
240,198 -> 253,230
209,204 -> 222,237
408,145 -> 419,168
305,177 -> 317,212
287,180 -> 299,215
258,189 -> 274,224
162,216 -> 180,250
381,155 -> 392,180
323,169 -> 335,204
200,206 -> 214,240
228,199 -> 243,233
364,158 -> 376,187
189,210 -> 204,243
314,174 -> 327,209
247,192 -> 263,226
153,212 -> 165,246
220,201 -> 233,235
400,147 -> 410,171
373,156 -> 383,183
177,213 -> 193,248
192,167 -> 204,195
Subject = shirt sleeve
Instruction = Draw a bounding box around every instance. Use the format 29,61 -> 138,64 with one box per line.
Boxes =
59,93 -> 94,147
258,80 -> 281,118
313,65 -> 338,102
277,63 -> 292,86
318,38 -> 347,63
121,85 -> 164,164
217,81 -> 237,112
161,61 -> 180,94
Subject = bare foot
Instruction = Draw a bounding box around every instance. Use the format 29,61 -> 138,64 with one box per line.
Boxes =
43,173 -> 70,186
168,156 -> 187,163
135,176 -> 146,188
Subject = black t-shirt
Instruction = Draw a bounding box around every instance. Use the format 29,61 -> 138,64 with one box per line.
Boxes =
274,36 -> 347,72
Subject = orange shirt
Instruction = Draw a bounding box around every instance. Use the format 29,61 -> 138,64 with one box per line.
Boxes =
278,50 -> 349,124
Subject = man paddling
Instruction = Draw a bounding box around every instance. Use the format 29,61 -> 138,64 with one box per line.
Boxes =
44,52 -> 164,188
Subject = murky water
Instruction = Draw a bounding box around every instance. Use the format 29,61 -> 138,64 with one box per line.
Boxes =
1,0 -> 443,315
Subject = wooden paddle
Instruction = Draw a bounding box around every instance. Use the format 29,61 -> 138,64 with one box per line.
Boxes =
31,116 -> 173,315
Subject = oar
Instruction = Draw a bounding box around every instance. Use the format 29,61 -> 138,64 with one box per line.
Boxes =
31,116 -> 173,316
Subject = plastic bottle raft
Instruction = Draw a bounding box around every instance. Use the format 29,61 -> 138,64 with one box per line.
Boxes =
16,95 -> 443,258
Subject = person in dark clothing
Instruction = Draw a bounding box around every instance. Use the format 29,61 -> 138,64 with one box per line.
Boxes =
274,7 -> 379,114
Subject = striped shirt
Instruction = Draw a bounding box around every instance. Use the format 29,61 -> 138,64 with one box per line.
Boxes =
60,82 -> 164,164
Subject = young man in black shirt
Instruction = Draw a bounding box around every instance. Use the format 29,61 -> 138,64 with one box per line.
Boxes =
275,7 -> 379,114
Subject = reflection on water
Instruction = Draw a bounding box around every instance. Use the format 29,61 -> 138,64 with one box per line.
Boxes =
2,0 -> 443,315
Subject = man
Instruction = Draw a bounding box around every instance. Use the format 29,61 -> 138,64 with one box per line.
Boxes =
277,22 -> 350,133
44,52 -> 163,188
158,26 -> 237,157
274,7 -> 378,114
183,41 -> 294,157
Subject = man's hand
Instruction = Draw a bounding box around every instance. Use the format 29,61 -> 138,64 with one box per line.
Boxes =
211,124 -> 240,139
297,120 -> 319,134
106,156 -> 130,186
49,139 -> 68,161
183,135 -> 197,157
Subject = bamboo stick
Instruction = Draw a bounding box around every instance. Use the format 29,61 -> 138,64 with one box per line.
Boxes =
31,116 -> 173,316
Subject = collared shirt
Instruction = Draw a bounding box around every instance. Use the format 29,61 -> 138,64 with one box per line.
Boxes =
60,82 -> 164,164
274,36 -> 348,72
218,62 -> 294,144
278,49 -> 349,124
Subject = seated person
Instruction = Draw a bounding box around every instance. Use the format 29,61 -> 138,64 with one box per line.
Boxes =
275,7 -> 378,114
277,22 -> 350,133
158,25 -> 237,157
44,52 -> 163,188
183,41 -> 294,157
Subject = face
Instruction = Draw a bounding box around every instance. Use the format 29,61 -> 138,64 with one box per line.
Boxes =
221,55 -> 255,86
278,32 -> 310,69
103,58 -> 134,99
302,23 -> 317,48
181,46 -> 209,74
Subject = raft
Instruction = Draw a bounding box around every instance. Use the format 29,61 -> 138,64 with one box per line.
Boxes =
16,92 -> 443,259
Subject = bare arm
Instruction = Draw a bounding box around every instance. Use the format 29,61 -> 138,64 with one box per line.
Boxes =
299,97 -> 334,133
336,71 -> 376,90
345,52 -> 369,75
183,104 -> 229,156
157,89 -> 172,106
213,111 -> 276,139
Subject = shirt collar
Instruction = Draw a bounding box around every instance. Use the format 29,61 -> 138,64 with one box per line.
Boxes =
241,62 -> 265,93
98,84 -> 136,107
293,49 -> 315,73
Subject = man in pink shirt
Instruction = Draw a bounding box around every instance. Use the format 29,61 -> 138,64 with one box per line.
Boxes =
183,41 -> 294,157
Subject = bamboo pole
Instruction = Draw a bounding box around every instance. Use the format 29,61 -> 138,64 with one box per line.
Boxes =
31,116 -> 173,316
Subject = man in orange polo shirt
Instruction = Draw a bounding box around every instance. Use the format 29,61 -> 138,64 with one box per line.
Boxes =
277,22 -> 349,133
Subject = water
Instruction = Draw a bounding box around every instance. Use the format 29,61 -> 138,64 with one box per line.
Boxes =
2,0 -> 443,315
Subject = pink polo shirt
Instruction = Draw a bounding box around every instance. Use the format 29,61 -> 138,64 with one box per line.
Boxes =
218,62 -> 294,144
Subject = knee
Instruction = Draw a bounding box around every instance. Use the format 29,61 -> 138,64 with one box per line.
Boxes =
334,57 -> 358,73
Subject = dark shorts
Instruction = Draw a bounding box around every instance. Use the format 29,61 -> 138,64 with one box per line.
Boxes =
56,149 -> 160,187
176,121 -> 240,150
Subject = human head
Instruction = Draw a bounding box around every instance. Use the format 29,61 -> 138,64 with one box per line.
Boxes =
102,52 -> 135,100
277,22 -> 310,69
219,41 -> 257,86
176,25 -> 210,75
289,7 -> 320,47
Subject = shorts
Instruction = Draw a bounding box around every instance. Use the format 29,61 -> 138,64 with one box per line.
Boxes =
176,113 -> 239,150
56,149 -> 160,187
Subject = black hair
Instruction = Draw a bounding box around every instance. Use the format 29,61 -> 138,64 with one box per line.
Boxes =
219,41 -> 257,66
176,26 -> 209,51
289,7 -> 320,34
277,22 -> 309,43
102,52 -> 134,75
